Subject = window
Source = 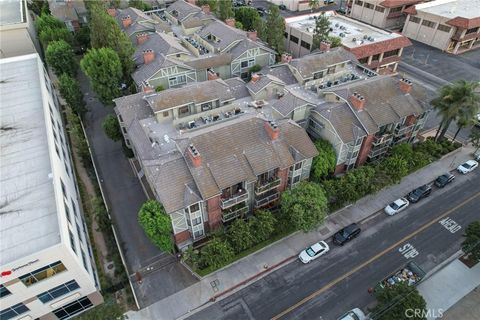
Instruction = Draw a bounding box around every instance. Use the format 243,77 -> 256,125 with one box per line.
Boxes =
371,54 -> 380,61
60,179 -> 67,197
178,105 -> 189,116
76,223 -> 83,243
81,250 -> 89,272
300,40 -> 311,50
327,66 -> 336,74
313,71 -> 324,79
69,230 -> 77,253
421,20 -> 436,28
383,49 -> 399,58
466,27 -> 479,34
375,6 -> 385,12
355,0 -> 363,5
437,24 -> 451,32
290,35 -> 299,44
390,6 -> 402,13
19,261 -> 67,286
293,175 -> 301,184
409,16 -> 420,23
358,57 -> 368,64
190,203 -> 200,212
0,285 -> 11,298
192,217 -> 202,226
163,111 -> 169,117
364,3 -> 374,9
0,303 -> 29,320
201,102 -> 212,111
194,229 -> 204,238
64,201 -> 71,223
240,58 -> 255,68
55,143 -> 61,158
37,280 -> 80,303
294,162 -> 302,171
168,75 -> 186,86
64,162 -> 70,177
71,198 -> 78,217
118,114 -> 124,122
53,297 -> 93,320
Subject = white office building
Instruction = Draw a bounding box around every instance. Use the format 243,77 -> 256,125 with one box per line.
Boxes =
0,54 -> 103,320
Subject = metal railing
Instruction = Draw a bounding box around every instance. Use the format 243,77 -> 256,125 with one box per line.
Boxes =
220,189 -> 248,209
221,206 -> 248,223
254,192 -> 279,208
255,177 -> 281,195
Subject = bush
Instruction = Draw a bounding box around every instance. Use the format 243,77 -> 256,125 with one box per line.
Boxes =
372,282 -> 426,320
311,139 -> 336,181
249,64 -> 262,73
227,219 -> 254,253
46,40 -> 76,76
138,200 -> 174,253
102,114 -> 123,141
199,238 -> 235,269
250,210 -> 276,243
155,85 -> 165,92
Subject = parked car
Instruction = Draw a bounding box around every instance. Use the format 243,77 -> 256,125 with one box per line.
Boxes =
279,4 -> 287,10
324,0 -> 336,4
333,223 -> 361,245
298,241 -> 330,264
407,184 -> 432,203
457,160 -> 479,174
337,308 -> 366,320
384,198 -> 409,216
434,173 -> 455,188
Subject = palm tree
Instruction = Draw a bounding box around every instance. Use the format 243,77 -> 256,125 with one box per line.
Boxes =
432,80 -> 480,141
309,0 -> 320,12
470,128 -> 480,154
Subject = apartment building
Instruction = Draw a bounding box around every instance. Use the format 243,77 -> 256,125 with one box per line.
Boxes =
403,0 -> 480,54
0,54 -> 102,320
284,11 -> 412,74
349,0 -> 424,30
0,0 -> 39,58
109,0 -> 276,92
265,0 -> 331,12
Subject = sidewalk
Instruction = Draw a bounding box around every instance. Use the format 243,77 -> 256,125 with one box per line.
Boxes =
126,145 -> 476,320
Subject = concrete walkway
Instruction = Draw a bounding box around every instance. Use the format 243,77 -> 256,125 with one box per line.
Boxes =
126,145 -> 476,320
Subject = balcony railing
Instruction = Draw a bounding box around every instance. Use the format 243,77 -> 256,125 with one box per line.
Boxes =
220,189 -> 248,209
369,145 -> 389,158
255,177 -> 281,195
372,134 -> 393,147
394,124 -> 414,135
221,205 -> 248,223
254,191 -> 279,208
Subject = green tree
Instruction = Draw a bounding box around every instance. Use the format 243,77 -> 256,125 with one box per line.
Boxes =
200,238 -> 234,269
80,48 -> 122,104
328,36 -> 342,48
46,40 -> 76,76
470,128 -> 480,153
234,7 -> 262,31
198,0 -> 218,13
312,14 -> 330,49
253,17 -> 265,40
249,64 -> 262,73
309,0 -> 321,12
76,298 -> 126,320
379,155 -> 408,184
58,74 -> 87,116
138,200 -> 174,253
129,0 -> 152,11
432,80 -> 480,141
39,26 -> 74,47
35,13 -> 64,34
453,109 -> 476,141
155,85 -> 165,92
250,210 -> 276,243
218,0 -> 234,20
264,4 -> 285,54
462,221 -> 480,262
102,114 -> 123,141
280,181 -> 328,232
227,219 -> 254,253
66,112 -> 90,162
311,139 -> 336,180
235,21 -> 244,29
372,283 -> 427,320
75,26 -> 91,49
28,0 -> 50,16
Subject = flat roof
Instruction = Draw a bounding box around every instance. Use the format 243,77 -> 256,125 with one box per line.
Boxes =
0,54 -> 61,266
414,0 -> 480,19
285,11 -> 403,49
0,0 -> 26,26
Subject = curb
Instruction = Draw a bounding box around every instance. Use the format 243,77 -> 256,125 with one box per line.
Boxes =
421,250 -> 463,282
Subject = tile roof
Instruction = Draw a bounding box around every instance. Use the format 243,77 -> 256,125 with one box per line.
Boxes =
113,92 -> 153,127
246,74 -> 285,94
184,53 -> 232,69
229,38 -> 275,60
198,21 -> 245,52
166,0 -> 201,22
133,33 -> 189,63
132,54 -> 193,85
223,78 -> 250,99
271,91 -> 311,117
261,64 -> 298,85
346,36 -> 412,59
379,0 -> 422,8
446,17 -> 480,29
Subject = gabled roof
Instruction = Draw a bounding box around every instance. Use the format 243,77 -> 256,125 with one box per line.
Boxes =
166,0 -> 201,22
184,53 -> 232,69
198,20 -> 245,52
271,91 -> 311,117
132,53 -> 194,86
133,33 -> 189,63
229,37 -> 275,60
261,64 -> 298,85
246,74 -> 285,94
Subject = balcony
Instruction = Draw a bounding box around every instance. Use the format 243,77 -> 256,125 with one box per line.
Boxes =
221,203 -> 248,223
255,177 -> 281,195
369,145 -> 389,158
254,190 -> 279,208
220,189 -> 248,209
372,134 -> 393,147
394,124 -> 414,136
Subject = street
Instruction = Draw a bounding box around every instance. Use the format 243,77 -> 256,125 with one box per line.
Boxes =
189,169 -> 480,320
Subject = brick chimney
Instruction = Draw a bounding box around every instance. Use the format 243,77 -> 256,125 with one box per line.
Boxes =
350,92 -> 366,111
225,18 -> 236,28
143,49 -> 155,64
399,78 -> 413,94
251,73 -> 260,83
107,8 -> 117,17
281,53 -> 292,63
264,120 -> 280,141
320,40 -> 331,52
122,15 -> 132,29
207,70 -> 218,80
143,84 -> 154,93
188,144 -> 202,168
247,30 -> 257,41
136,33 -> 148,45
201,4 -> 210,14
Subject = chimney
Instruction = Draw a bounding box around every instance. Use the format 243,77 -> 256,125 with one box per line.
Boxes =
143,49 -> 155,64
319,40 -> 331,52
107,8 -> 117,17
136,33 -> 148,45
247,30 -> 257,41
143,84 -> 154,93
281,53 -> 292,64
122,15 -> 132,29
251,73 -> 260,83
188,144 -> 202,168
350,92 -> 366,111
399,78 -> 413,94
207,70 -> 218,80
225,18 -> 236,28
264,121 -> 280,140
201,4 -> 210,14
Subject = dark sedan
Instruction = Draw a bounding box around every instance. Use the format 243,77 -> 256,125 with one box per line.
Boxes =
434,173 -> 455,188
407,184 -> 432,203
333,223 -> 361,245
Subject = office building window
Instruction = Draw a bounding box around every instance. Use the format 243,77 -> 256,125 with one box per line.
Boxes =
76,223 -> 83,243
60,179 -> 67,197
37,280 -> 80,303
0,285 -> 11,298
355,0 -> 363,5
69,230 -> 77,253
0,303 -> 29,320
53,297 -> 93,320
19,261 -> 67,286
64,201 -> 71,223
409,16 -> 420,23
300,40 -> 311,50
383,49 -> 399,58
71,198 -> 78,217
375,6 -> 385,12
364,3 -> 374,9
290,35 -> 299,44
421,20 -> 436,28
437,24 -> 451,32
81,250 -> 89,272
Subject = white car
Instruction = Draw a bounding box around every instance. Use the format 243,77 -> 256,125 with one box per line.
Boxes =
384,198 -> 409,216
457,160 -> 479,174
298,241 -> 330,264
337,308 -> 366,320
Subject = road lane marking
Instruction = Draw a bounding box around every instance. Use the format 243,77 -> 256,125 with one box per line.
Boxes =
271,192 -> 480,320
398,243 -> 419,259
439,217 -> 462,233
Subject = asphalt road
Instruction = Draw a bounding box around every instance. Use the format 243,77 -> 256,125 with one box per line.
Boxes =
189,169 -> 480,320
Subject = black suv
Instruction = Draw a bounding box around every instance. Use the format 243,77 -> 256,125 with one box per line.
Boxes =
407,184 -> 432,203
434,173 -> 455,188
333,223 -> 361,245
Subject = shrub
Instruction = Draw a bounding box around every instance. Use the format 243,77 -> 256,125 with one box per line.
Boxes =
227,219 -> 254,253
199,238 -> 234,269
138,200 -> 174,253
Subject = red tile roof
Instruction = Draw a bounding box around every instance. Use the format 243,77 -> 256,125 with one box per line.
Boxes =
346,35 -> 412,59
403,5 -> 417,15
446,17 -> 480,29
379,0 -> 422,8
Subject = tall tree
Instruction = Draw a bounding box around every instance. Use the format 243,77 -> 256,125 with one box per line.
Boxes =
264,4 -> 285,54
102,114 -> 123,141
250,210 -> 276,243
312,14 -> 330,49
80,48 -> 122,104
39,26 -> 74,48
371,283 -> 427,320
432,80 -> 480,141
58,74 -> 87,116
311,139 -> 336,180
462,221 -> 480,262
46,40 -> 76,76
128,0 -> 152,11
309,0 -> 321,12
28,0 -> 50,16
198,0 -> 218,13
218,0 -> 234,20
470,129 -> 480,153
234,7 -> 262,31
138,200 -> 174,253
35,13 -> 64,34
279,181 -> 328,232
